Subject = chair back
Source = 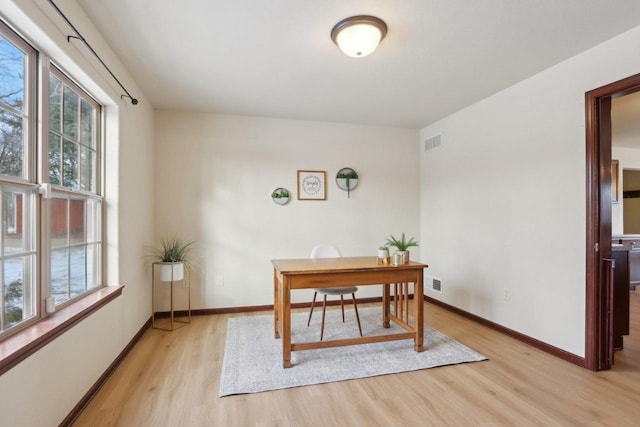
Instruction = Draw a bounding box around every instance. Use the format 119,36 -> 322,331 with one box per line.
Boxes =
310,244 -> 342,259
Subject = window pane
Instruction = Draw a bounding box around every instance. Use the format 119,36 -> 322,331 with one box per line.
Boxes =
62,139 -> 78,189
0,108 -> 24,178
50,196 -> 68,248
49,74 -> 62,132
48,132 -> 61,185
0,34 -> 25,111
69,246 -> 86,299
50,248 -> 69,305
4,258 -> 23,328
63,86 -> 78,139
3,255 -> 35,330
80,99 -> 94,148
80,147 -> 94,192
49,194 -> 101,306
50,70 -> 99,196
3,187 -> 34,255
69,198 -> 85,245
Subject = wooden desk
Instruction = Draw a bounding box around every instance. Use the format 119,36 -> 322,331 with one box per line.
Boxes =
271,256 -> 428,368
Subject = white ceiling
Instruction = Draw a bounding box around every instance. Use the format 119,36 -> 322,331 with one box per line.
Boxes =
77,0 -> 640,129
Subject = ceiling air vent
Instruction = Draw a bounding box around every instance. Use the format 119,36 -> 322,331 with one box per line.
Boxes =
424,134 -> 442,152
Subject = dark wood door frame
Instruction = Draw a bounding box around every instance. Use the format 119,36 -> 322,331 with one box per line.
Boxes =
585,73 -> 640,371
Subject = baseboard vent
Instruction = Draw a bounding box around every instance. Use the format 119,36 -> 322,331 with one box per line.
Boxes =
432,278 -> 442,292
424,134 -> 442,152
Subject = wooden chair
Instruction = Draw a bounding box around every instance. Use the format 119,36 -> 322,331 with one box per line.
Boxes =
307,244 -> 363,340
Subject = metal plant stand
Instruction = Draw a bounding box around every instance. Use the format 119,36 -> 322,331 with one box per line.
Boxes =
152,262 -> 191,330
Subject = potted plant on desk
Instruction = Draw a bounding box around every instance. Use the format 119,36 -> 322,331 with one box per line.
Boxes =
386,233 -> 419,264
377,245 -> 390,264
151,236 -> 194,282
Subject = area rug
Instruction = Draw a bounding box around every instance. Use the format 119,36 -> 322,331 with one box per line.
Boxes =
219,307 -> 487,396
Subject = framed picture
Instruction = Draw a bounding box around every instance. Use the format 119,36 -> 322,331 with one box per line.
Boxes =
297,170 -> 326,200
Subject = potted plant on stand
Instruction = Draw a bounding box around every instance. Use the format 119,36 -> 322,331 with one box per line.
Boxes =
151,236 -> 194,282
377,245 -> 390,264
385,233 -> 419,264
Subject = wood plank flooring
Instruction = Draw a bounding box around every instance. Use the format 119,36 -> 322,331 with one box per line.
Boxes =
72,294 -> 640,426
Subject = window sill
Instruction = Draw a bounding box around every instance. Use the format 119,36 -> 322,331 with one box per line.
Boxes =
0,285 -> 124,376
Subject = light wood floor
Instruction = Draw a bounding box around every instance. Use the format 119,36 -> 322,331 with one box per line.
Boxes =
73,294 -> 640,426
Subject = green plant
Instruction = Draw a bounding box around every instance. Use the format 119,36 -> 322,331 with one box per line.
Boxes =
4,279 -> 24,327
271,188 -> 289,198
336,169 -> 359,198
151,236 -> 194,265
336,170 -> 358,180
378,245 -> 389,251
385,233 -> 419,251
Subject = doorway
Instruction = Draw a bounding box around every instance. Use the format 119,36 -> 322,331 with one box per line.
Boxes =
585,73 -> 640,371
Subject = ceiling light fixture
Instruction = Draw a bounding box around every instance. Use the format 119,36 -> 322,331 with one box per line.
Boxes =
331,15 -> 387,58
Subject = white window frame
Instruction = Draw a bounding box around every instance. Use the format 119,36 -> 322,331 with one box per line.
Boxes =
0,19 -> 105,340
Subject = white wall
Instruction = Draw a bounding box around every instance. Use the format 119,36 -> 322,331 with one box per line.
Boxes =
0,1 -> 155,425
420,25 -> 640,357
154,112 -> 420,308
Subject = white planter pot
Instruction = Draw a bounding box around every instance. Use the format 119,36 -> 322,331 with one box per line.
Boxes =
336,177 -> 358,198
273,196 -> 289,205
336,178 -> 358,190
158,262 -> 184,282
377,249 -> 390,264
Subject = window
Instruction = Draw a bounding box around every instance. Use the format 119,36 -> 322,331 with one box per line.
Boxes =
47,68 -> 102,306
0,21 -> 103,339
0,22 -> 38,336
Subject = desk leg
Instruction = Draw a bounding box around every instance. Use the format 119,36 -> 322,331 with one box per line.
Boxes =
273,269 -> 280,339
282,276 -> 292,368
414,273 -> 425,352
382,283 -> 390,328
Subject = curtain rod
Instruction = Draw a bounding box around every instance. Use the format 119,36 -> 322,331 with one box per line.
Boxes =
47,0 -> 138,105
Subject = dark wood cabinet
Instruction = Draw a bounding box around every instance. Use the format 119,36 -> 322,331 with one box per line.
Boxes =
612,237 -> 640,289
611,250 -> 630,350
629,250 -> 640,287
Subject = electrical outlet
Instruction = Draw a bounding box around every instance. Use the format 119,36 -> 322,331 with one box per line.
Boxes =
503,289 -> 511,301
216,275 -> 224,287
